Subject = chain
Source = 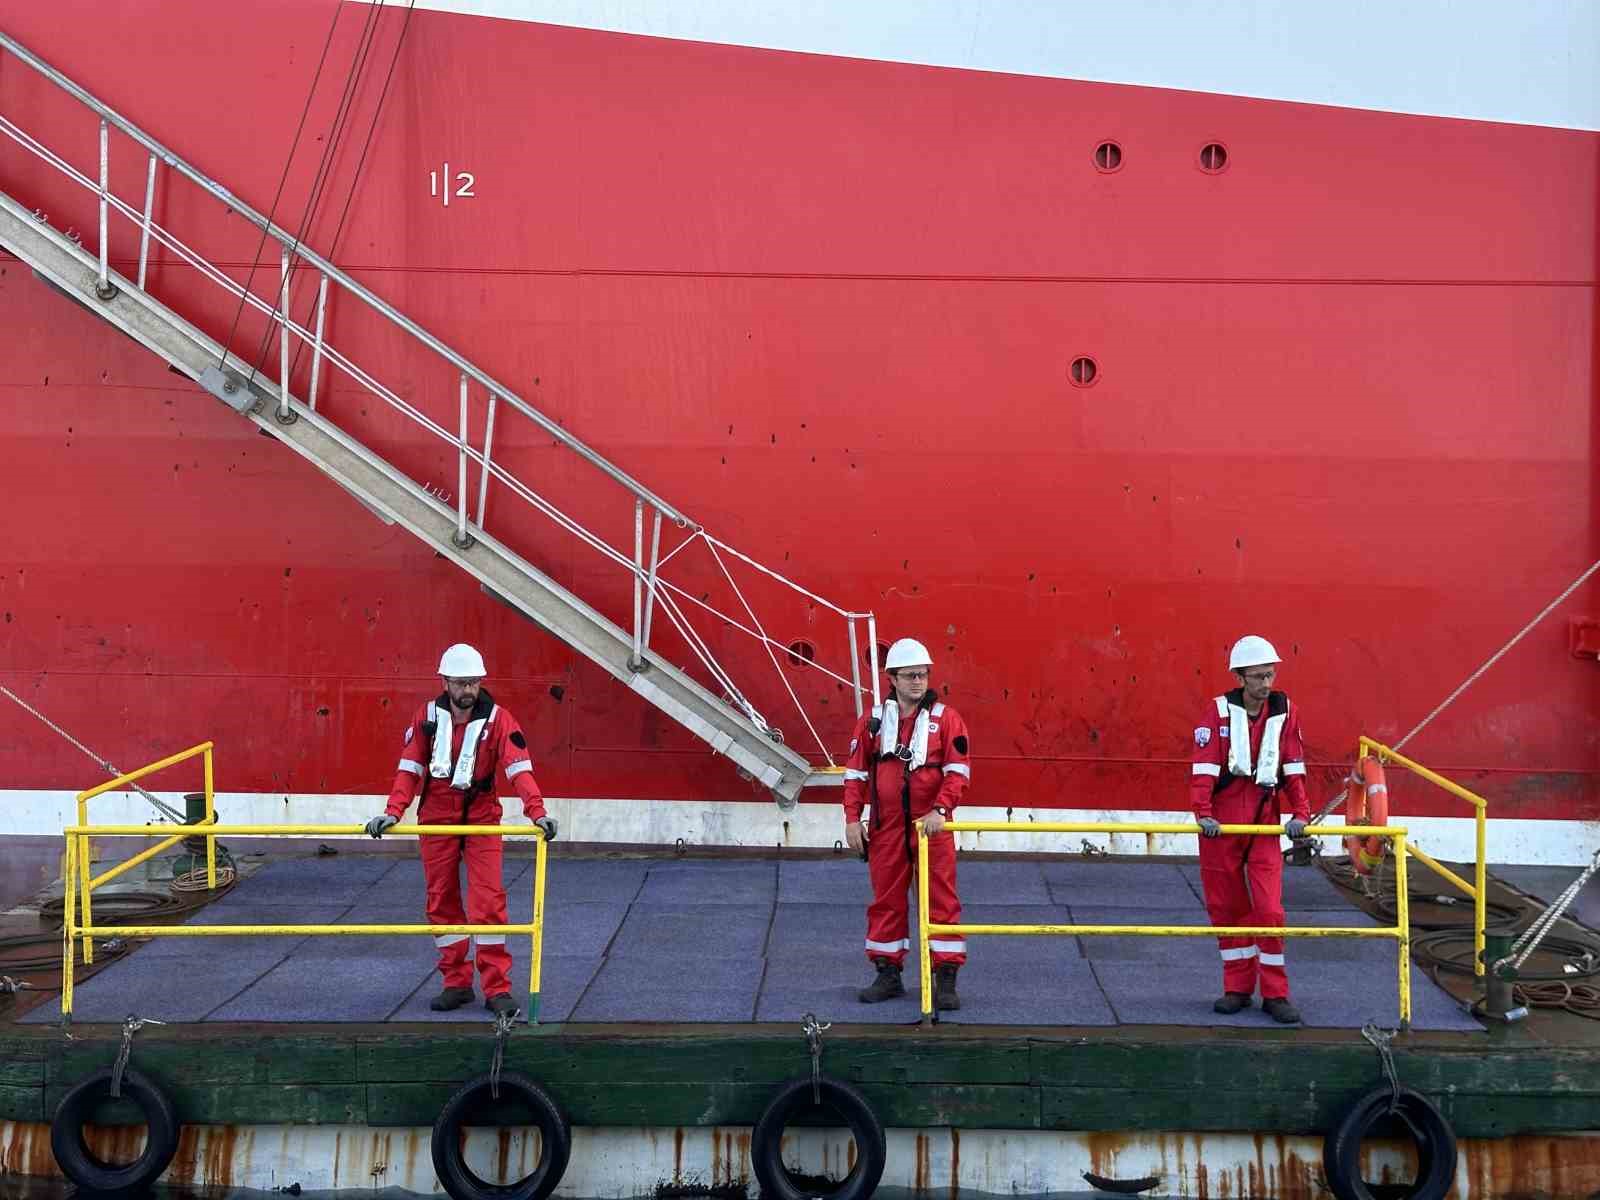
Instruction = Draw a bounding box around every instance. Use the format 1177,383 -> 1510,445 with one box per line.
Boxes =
1,684 -> 185,822
1495,847 -> 1600,975
801,1012 -> 831,1104
110,1015 -> 164,1098
1360,1022 -> 1402,1114
489,1008 -> 517,1099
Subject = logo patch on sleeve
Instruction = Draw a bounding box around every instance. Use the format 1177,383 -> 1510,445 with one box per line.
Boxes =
1194,727 -> 1212,748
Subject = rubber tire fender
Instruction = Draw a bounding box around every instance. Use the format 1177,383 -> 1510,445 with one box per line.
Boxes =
430,1070 -> 572,1200
49,1066 -> 180,1195
1321,1084 -> 1457,1200
751,1075 -> 887,1200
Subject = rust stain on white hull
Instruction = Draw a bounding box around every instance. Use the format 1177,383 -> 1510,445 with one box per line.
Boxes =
4,1121 -> 1600,1197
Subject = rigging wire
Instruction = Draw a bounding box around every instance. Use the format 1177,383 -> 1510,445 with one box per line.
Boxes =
247,0 -> 391,385
216,2 -> 347,370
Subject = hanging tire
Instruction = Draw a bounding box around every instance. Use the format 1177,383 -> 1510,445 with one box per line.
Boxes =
751,1075 -> 886,1200
50,1066 -> 180,1195
1322,1085 -> 1457,1200
430,1071 -> 571,1200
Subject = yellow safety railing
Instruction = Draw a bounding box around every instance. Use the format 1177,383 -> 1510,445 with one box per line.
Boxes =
72,741 -> 216,968
60,821 -> 549,1023
1359,736 -> 1488,978
916,821 -> 1414,1027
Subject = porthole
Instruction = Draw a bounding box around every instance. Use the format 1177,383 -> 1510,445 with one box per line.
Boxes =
1093,140 -> 1123,173
1069,356 -> 1099,388
1198,142 -> 1229,173
785,639 -> 816,669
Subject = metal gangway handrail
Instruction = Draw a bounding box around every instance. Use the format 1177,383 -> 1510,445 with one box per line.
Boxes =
0,28 -> 878,764
916,821 -> 1417,1027
1357,735 -> 1489,977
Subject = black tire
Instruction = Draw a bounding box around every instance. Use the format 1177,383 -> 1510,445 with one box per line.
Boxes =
430,1071 -> 571,1200
50,1066 -> 179,1195
1322,1085 -> 1457,1200
752,1075 -> 886,1200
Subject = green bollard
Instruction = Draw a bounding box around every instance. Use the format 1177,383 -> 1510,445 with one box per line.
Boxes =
1476,927 -> 1529,1023
168,791 -> 232,883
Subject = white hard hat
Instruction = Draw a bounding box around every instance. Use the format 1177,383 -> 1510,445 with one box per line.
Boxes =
438,643 -> 487,678
883,638 -> 933,672
1228,635 -> 1281,671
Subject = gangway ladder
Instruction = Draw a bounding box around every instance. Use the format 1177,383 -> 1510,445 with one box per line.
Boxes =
0,28 -> 879,807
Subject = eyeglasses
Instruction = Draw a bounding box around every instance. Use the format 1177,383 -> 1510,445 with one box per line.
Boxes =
895,670 -> 930,681
1240,670 -> 1275,684
445,678 -> 483,687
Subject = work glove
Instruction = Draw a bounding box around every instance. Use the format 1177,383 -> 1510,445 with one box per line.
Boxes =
364,813 -> 397,839
534,815 -> 559,843
1197,817 -> 1222,839
1284,818 -> 1307,840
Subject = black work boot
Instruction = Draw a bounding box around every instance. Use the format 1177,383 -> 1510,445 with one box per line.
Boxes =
1213,992 -> 1253,1014
430,986 -> 476,1011
934,964 -> 961,1012
857,958 -> 905,1003
485,993 -> 518,1018
1262,997 -> 1302,1025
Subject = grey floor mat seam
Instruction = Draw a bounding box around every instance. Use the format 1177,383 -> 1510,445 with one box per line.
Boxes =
199,893 -> 362,1021
564,869 -> 647,1018
1086,960 -> 1124,1023
753,863 -> 779,1020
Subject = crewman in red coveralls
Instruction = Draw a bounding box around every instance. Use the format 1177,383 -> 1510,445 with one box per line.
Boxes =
843,638 -> 972,1010
365,643 -> 558,1017
1189,635 -> 1309,1025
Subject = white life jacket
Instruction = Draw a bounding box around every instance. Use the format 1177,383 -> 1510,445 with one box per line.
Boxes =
875,698 -> 944,770
427,699 -> 497,790
1215,691 -> 1287,788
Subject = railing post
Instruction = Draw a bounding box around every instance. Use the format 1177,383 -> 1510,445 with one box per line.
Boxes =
1475,802 -> 1487,977
867,613 -> 881,712
61,835 -> 77,1021
307,273 -> 329,411
918,824 -> 934,1026
630,498 -> 644,669
641,508 -> 662,651
454,373 -> 472,547
277,247 -> 291,421
137,152 -> 156,289
847,617 -> 863,718
79,824 -> 94,965
475,391 -> 498,528
1395,832 -> 1412,1029
530,822 -> 548,1025
204,745 -> 217,890
95,118 -> 114,299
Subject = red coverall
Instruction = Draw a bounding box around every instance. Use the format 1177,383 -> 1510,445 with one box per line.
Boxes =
843,698 -> 972,967
385,691 -> 547,998
1189,690 -> 1309,1000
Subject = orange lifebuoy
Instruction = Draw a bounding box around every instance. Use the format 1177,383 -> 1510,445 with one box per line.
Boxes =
1342,756 -> 1389,875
